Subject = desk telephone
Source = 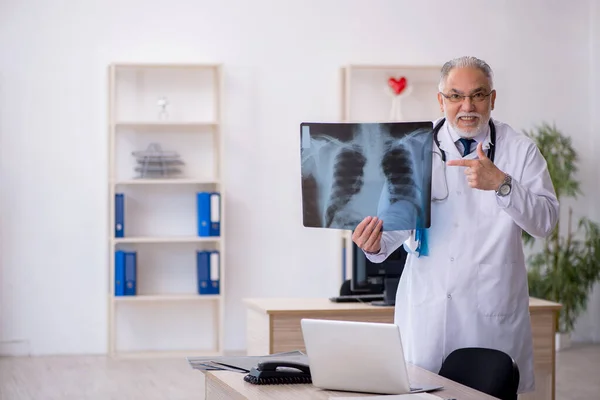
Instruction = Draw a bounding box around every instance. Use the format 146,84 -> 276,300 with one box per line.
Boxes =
243,360 -> 312,385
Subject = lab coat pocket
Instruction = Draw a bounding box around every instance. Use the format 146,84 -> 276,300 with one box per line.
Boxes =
476,263 -> 518,317
476,190 -> 501,218
408,266 -> 429,307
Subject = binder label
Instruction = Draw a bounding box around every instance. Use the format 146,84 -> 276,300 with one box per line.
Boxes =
210,252 -> 220,281
210,193 -> 220,222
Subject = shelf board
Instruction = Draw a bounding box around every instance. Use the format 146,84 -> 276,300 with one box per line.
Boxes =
113,236 -> 220,244
112,63 -> 221,70
114,294 -> 221,302
114,179 -> 219,186
345,64 -> 441,70
114,121 -> 218,129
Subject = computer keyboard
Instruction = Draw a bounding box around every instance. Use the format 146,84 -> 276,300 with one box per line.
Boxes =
328,294 -> 385,303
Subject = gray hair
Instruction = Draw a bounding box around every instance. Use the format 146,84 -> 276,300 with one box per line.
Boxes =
438,56 -> 494,92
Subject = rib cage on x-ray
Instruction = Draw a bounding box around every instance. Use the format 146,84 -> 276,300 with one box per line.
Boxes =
300,122 -> 432,231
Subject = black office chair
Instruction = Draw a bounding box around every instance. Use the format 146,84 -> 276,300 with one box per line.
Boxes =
339,279 -> 383,297
438,347 -> 520,400
339,279 -> 353,296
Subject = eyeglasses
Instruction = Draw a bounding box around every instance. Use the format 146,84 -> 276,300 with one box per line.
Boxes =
440,91 -> 493,103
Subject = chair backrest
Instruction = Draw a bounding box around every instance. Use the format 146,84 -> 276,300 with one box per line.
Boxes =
438,347 -> 520,400
339,279 -> 354,296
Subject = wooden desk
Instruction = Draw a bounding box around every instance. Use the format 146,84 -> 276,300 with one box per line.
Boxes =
204,363 -> 499,400
244,297 -> 562,400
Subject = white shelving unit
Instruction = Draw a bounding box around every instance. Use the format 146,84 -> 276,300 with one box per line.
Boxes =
107,63 -> 225,357
338,64 -> 442,284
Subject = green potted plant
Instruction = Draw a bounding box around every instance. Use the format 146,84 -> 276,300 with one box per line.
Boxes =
523,122 -> 600,350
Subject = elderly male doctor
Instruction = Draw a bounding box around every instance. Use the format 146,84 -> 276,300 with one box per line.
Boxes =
352,56 -> 559,394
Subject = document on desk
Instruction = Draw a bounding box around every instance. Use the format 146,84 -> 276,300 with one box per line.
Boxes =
330,393 -> 442,400
187,350 -> 309,373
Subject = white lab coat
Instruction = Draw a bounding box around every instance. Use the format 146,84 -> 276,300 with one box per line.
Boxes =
365,117 -> 559,394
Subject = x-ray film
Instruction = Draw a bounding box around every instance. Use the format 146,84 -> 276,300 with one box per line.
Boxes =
300,121 -> 433,231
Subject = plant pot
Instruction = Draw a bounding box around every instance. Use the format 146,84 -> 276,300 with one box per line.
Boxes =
555,331 -> 572,352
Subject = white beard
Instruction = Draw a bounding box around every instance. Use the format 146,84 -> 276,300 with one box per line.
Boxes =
445,112 -> 490,139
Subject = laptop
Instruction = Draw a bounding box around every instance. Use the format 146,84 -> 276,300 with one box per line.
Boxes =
300,318 -> 443,395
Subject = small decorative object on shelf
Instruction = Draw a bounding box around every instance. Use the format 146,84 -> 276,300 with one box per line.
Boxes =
132,142 -> 185,178
157,96 -> 170,120
386,76 -> 413,121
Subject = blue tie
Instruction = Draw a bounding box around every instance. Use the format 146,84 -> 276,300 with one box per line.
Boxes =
458,138 -> 475,157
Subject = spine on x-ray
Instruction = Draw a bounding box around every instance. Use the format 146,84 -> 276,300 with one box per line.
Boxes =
381,144 -> 420,213
324,146 -> 366,227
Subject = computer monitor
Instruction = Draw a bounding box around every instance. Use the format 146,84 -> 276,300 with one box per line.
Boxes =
351,242 -> 407,306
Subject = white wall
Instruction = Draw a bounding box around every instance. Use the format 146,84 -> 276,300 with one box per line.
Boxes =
572,0 -> 600,343
0,0 -> 598,355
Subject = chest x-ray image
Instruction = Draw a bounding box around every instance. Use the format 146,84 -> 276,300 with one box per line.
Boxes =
300,121 -> 433,231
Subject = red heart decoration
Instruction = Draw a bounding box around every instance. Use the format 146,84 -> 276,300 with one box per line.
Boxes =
388,76 -> 407,95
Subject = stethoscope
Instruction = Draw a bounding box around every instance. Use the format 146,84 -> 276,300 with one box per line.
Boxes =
431,117 -> 496,202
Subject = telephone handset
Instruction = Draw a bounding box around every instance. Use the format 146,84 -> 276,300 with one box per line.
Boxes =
243,360 -> 312,385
